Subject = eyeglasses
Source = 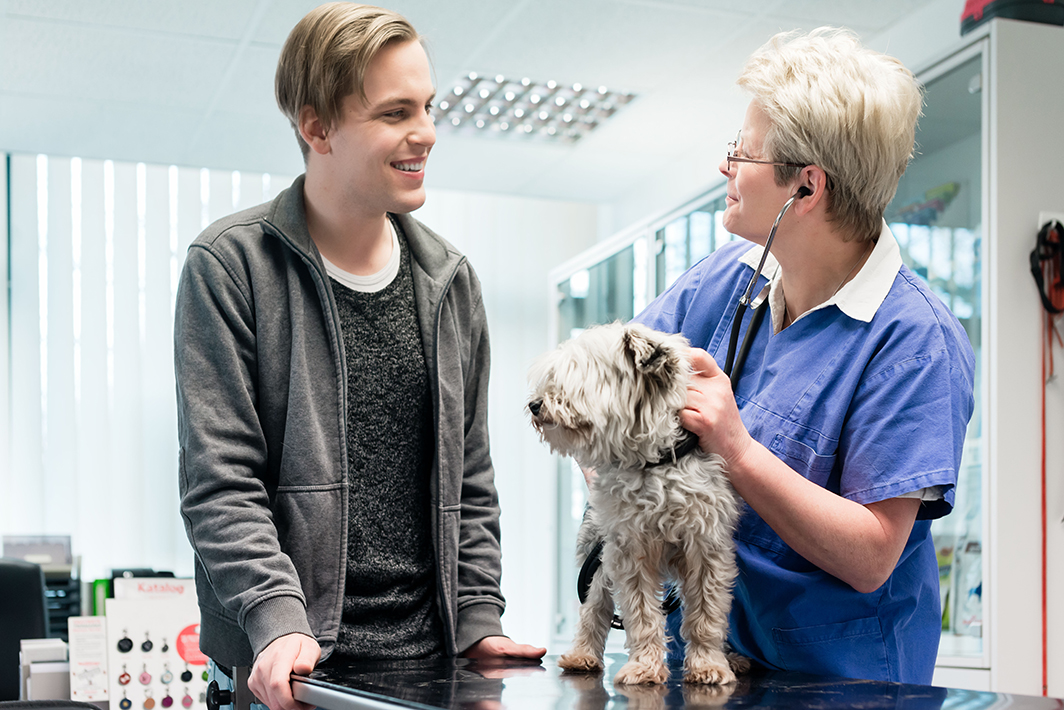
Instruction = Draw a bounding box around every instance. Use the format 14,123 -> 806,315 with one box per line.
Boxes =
726,132 -> 807,171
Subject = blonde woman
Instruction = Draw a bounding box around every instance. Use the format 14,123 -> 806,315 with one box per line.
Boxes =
637,28 -> 974,683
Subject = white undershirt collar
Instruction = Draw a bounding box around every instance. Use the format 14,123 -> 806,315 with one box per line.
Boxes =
321,218 -> 400,294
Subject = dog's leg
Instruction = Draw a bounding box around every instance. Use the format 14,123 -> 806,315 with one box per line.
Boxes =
678,545 -> 738,685
559,561 -> 614,672
608,538 -> 670,685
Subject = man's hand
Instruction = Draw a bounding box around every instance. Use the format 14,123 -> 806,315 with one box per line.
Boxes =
248,633 -> 321,710
461,636 -> 546,660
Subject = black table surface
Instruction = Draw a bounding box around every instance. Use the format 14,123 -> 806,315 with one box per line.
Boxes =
292,653 -> 1064,710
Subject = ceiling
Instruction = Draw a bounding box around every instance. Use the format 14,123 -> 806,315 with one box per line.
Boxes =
0,0 -> 957,208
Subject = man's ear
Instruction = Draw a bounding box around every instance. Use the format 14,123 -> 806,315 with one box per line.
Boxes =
298,105 -> 331,156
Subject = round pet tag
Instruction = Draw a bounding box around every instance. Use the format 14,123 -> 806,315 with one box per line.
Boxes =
140,671 -> 152,685
144,698 -> 155,709
161,668 -> 174,684
180,670 -> 193,683
181,695 -> 193,709
119,671 -> 132,686
118,632 -> 134,653
142,634 -> 154,653
120,698 -> 132,710
162,694 -> 174,708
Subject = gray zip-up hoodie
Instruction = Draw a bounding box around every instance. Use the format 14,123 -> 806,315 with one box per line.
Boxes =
175,176 -> 505,669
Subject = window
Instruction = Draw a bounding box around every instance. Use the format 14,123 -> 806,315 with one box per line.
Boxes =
0,153 -> 293,581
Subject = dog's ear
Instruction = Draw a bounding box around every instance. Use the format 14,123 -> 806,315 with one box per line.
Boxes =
622,325 -> 671,376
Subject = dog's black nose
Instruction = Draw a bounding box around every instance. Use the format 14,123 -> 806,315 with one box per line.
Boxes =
528,399 -> 542,417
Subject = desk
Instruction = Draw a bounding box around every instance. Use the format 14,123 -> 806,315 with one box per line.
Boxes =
292,654 -> 1064,710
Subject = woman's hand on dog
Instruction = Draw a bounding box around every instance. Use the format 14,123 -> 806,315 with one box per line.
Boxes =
681,348 -> 754,470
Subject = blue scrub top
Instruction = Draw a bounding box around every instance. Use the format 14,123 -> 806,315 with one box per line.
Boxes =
635,236 -> 975,684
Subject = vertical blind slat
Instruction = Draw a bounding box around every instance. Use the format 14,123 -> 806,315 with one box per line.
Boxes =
44,156 -> 77,533
77,158 -> 111,575
9,155 -> 45,529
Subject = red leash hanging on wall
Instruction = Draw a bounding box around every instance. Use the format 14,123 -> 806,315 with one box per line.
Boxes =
1029,219 -> 1064,697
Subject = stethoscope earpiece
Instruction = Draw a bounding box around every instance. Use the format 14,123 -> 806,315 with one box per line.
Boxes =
797,186 -> 812,198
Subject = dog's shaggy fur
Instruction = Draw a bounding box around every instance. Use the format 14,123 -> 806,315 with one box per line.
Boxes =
528,322 -> 743,685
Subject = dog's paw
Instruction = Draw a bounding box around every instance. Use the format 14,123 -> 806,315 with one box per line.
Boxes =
726,652 -> 751,675
559,652 -> 605,673
614,660 -> 669,685
683,661 -> 735,686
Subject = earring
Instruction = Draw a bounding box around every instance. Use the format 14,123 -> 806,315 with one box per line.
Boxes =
118,630 -> 134,653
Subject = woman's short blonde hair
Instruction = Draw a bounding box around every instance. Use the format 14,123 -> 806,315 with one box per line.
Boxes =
737,27 -> 923,242
275,2 -> 420,158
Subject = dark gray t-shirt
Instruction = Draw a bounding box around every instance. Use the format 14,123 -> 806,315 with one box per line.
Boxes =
330,224 -> 443,660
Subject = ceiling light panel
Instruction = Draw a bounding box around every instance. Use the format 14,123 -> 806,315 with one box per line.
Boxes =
434,73 -> 635,144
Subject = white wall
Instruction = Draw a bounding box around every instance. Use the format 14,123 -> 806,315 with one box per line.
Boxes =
414,189 -> 598,650
985,20 -> 1064,698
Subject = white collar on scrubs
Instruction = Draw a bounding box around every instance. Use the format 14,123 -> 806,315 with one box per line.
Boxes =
737,222 -> 942,502
737,221 -> 903,334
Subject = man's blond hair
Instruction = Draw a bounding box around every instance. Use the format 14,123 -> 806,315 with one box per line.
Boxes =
275,2 -> 420,159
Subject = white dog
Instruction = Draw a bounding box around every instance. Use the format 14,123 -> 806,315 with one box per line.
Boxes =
527,322 -> 743,685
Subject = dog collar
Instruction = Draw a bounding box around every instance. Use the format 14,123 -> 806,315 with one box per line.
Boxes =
648,429 -> 700,468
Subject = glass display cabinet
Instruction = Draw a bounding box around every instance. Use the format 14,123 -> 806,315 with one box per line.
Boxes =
548,19 -> 1064,693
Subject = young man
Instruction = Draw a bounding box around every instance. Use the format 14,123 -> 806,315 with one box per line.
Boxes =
175,5 -> 544,710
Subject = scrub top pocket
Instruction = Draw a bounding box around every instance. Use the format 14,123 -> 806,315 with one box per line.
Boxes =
772,615 -> 890,679
768,432 -> 838,489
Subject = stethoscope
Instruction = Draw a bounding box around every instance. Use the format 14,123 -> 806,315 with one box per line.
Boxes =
722,186 -> 811,389
574,186 -> 811,627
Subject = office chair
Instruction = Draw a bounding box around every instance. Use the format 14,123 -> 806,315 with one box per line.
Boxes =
0,558 -> 50,701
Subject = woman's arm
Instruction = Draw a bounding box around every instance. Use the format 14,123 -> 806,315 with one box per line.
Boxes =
680,347 -> 920,593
